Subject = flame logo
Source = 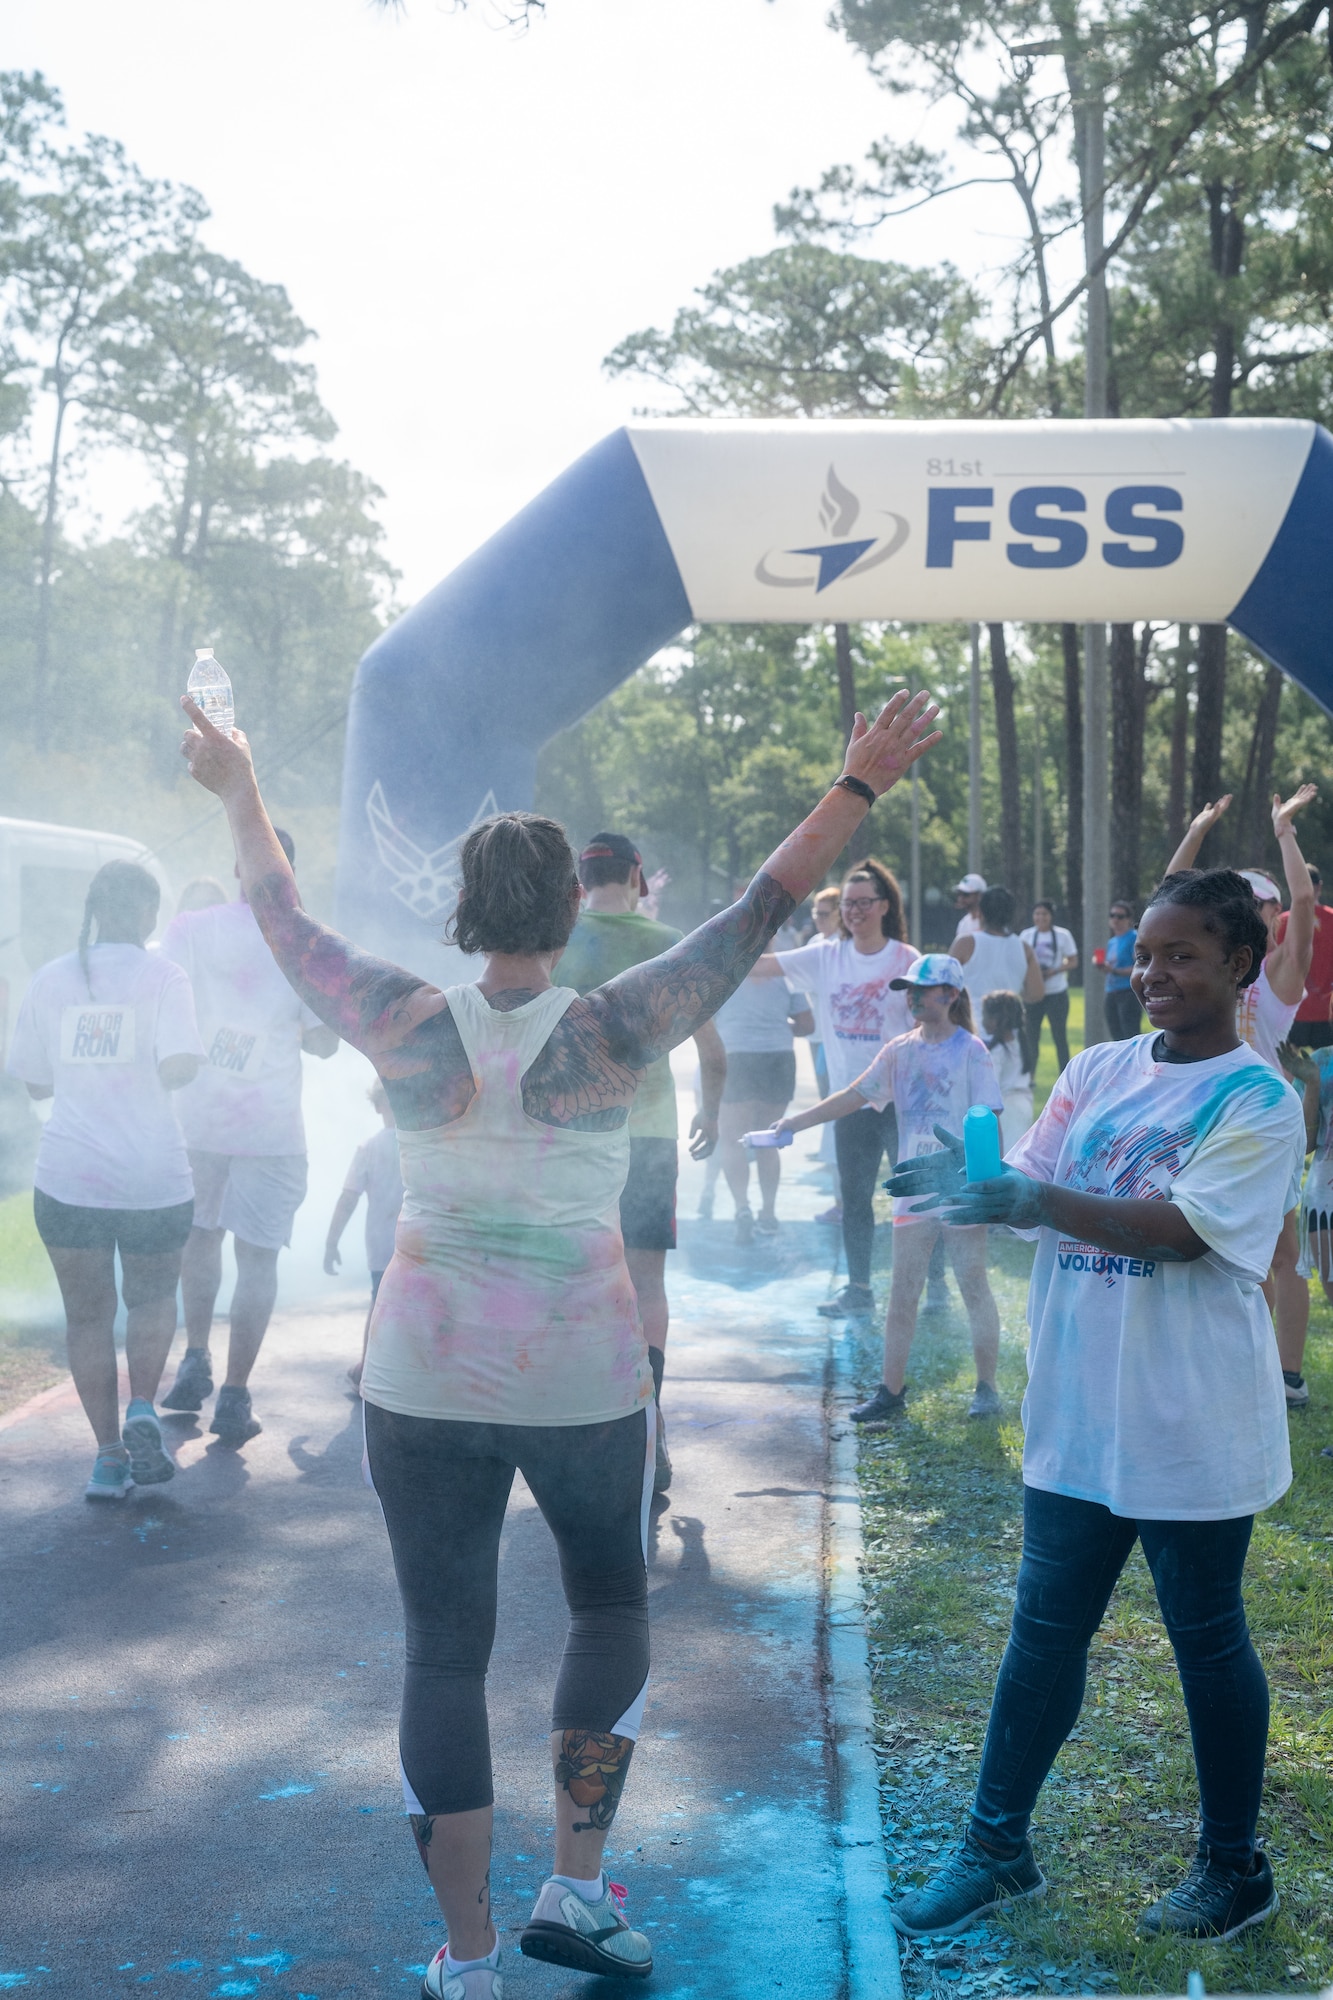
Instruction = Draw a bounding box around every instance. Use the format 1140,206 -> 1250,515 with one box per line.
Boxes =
755,465 -> 908,592
818,465 -> 862,538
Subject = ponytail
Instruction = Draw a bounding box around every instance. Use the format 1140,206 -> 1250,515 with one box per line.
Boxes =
948,987 -> 975,1034
78,861 -> 161,999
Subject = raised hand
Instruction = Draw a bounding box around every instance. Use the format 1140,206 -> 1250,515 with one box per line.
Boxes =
841,690 -> 942,800
180,694 -> 254,799
1273,784 -> 1317,838
1187,795 -> 1232,840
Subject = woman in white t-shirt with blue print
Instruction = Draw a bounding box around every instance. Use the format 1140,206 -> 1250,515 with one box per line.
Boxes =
774,955 -> 1006,1420
883,871 -> 1304,1946
758,858 -> 919,1317
6,863 -> 205,1502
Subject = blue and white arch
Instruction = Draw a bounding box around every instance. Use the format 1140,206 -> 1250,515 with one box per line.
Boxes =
337,417 -> 1333,966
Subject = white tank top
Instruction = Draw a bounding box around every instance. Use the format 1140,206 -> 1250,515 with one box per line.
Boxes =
960,930 -> 1030,1006
361,983 -> 652,1427
1236,964 -> 1300,1074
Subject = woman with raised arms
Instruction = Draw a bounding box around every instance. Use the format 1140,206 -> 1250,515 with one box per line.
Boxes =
179,687 -> 939,1999
883,869 -> 1305,1945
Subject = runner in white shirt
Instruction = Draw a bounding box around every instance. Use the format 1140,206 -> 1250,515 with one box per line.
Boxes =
159,829 -> 339,1446
774,955 -> 1005,1419
882,870 -> 1301,1945
755,858 -> 918,1316
952,872 -> 987,938
1166,785 -> 1317,1404
325,1078 -> 404,1387
1020,900 -> 1078,1073
980,990 -> 1034,1146
5,862 -> 205,1501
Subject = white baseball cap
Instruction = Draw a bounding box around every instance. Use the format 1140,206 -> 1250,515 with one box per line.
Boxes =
953,873 -> 987,895
890,953 -> 966,992
1237,868 -> 1282,906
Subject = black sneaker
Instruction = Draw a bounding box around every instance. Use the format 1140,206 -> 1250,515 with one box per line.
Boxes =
890,1831 -> 1045,1938
851,1383 -> 907,1426
1283,1370 -> 1310,1408
209,1385 -> 262,1447
1139,1847 -> 1277,1940
161,1347 -> 214,1413
817,1284 -> 875,1319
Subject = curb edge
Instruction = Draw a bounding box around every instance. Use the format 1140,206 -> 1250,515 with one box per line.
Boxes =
829,1328 -> 903,2000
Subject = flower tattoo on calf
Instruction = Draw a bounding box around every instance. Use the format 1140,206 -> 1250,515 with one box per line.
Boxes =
555,1729 -> 635,1833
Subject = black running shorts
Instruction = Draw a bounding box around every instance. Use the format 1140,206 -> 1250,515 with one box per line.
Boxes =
721,1050 -> 797,1106
619,1137 -> 678,1252
33,1189 -> 195,1255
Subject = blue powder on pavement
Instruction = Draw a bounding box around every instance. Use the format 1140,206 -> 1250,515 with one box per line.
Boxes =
257,1784 -> 315,1800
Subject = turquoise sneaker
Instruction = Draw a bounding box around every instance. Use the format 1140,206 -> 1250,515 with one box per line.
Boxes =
521,1875 -> 652,1978
122,1400 -> 175,1485
85,1444 -> 133,1502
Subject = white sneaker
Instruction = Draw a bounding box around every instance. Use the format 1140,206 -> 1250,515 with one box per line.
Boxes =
421,1943 -> 502,1999
521,1875 -> 652,1978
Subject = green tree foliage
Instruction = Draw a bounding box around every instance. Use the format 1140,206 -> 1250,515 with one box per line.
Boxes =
0,70 -> 393,845
605,244 -> 989,416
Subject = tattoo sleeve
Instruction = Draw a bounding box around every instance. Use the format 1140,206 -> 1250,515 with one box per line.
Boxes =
555,1729 -> 636,1834
590,870 -> 796,1069
245,871 -> 476,1129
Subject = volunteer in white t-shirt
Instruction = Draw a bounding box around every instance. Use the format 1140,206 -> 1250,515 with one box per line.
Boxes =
1166,785 -> 1317,1406
884,869 -> 1302,1946
6,862 -> 205,1502
159,828 -> 339,1446
775,956 -> 1006,1421
755,858 -> 918,1317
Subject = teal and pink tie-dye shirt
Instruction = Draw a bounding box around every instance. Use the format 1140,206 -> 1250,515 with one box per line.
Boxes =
1007,1033 -> 1303,1521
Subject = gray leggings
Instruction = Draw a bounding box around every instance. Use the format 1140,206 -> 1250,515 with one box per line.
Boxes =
365,1400 -> 651,1815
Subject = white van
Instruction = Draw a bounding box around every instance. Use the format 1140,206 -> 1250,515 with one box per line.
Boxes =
0,816 -> 174,1066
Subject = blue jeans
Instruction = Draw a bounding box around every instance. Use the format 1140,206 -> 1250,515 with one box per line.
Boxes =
970,1486 -> 1267,1867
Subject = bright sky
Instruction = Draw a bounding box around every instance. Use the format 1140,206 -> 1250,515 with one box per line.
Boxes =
7,0 -> 1017,604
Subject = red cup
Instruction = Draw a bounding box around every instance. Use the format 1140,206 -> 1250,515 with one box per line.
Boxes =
1092,947 -> 1107,968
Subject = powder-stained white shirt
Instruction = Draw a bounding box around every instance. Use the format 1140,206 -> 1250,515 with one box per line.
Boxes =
163,900 -> 323,1156
775,937 -> 919,1093
1008,1035 -> 1303,1520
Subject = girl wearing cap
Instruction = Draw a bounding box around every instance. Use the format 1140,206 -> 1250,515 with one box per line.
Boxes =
1167,787 -> 1316,1405
772,954 -> 1006,1421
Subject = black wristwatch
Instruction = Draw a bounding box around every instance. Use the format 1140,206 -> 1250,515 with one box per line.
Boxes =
833,773 -> 876,807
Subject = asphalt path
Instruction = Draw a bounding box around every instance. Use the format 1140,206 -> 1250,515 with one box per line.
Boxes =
0,1127 -> 870,2000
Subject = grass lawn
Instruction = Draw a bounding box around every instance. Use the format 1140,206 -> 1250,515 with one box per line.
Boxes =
0,1188 -> 64,1415
852,1232 -> 1333,1996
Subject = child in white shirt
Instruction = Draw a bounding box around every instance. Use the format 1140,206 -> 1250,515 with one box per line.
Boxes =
325,1080 -> 403,1386
982,990 -> 1034,1148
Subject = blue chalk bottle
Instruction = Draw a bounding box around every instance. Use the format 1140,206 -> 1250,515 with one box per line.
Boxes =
963,1105 -> 1003,1183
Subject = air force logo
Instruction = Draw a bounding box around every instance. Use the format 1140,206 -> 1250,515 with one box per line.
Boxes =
755,464 -> 909,593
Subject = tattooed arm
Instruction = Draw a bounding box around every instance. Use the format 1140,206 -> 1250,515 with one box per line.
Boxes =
176,698 -> 476,1126
588,690 -> 941,1065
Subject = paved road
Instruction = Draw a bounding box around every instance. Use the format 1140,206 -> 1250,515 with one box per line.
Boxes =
0,1128 -> 871,1999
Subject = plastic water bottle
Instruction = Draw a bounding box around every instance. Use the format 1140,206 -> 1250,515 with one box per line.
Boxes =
963,1105 -> 1003,1182
187,647 -> 234,737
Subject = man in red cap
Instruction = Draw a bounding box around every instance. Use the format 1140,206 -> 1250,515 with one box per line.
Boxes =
555,833 -> 726,1493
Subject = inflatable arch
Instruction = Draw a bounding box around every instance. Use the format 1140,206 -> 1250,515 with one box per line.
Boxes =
336,417 -> 1333,967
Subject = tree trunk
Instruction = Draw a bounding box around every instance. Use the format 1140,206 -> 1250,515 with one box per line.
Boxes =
1235,663 -> 1284,861
1061,624 -> 1083,944
988,623 -> 1024,898
1191,624 -> 1229,863
1109,622 -> 1144,902
834,622 -> 872,864
1167,628 -> 1192,853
